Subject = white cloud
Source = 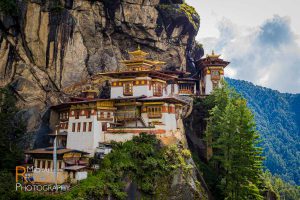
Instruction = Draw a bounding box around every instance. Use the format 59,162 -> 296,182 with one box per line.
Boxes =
198,15 -> 300,94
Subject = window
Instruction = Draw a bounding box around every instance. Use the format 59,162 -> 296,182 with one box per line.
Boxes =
42,160 -> 46,169
148,106 -> 162,118
211,70 -> 220,80
47,161 -> 51,169
72,123 -> 76,132
37,160 -> 41,168
88,122 -> 92,132
73,172 -> 76,179
77,123 -> 81,132
65,123 -> 68,129
171,84 -> 174,94
102,122 -> 108,131
58,161 -> 62,169
86,110 -> 91,118
153,83 -> 163,96
75,110 -> 80,119
83,122 -> 87,132
107,112 -> 111,119
100,112 -> 104,119
123,82 -> 133,96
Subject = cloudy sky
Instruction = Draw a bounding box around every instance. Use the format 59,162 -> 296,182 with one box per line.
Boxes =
186,0 -> 300,93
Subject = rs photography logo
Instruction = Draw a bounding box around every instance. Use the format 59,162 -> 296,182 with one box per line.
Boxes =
15,166 -> 70,192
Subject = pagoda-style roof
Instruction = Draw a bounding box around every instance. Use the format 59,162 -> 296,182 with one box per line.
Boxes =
138,96 -> 187,105
25,148 -> 89,155
196,50 -> 230,70
128,48 -> 149,58
119,47 -> 166,71
97,70 -> 177,81
50,98 -> 112,110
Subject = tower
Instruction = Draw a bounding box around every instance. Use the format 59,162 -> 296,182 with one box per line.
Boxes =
197,51 -> 230,95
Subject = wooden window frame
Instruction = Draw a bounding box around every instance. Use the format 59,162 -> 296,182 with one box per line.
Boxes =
86,110 -> 91,118
123,82 -> 133,96
147,106 -> 162,118
153,82 -> 163,97
37,160 -> 41,168
75,110 -> 80,119
77,123 -> 81,132
42,160 -> 46,169
211,70 -> 220,80
83,122 -> 87,132
47,160 -> 51,169
88,122 -> 92,132
102,122 -> 108,131
72,123 -> 76,132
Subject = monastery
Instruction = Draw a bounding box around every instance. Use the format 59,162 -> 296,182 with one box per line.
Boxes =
25,48 -> 229,184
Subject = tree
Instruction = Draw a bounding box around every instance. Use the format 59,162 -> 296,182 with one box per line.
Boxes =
206,82 -> 264,199
0,87 -> 26,170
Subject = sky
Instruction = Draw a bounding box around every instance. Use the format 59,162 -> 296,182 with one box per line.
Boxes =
186,0 -> 300,94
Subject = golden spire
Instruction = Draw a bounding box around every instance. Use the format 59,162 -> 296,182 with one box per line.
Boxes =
207,50 -> 221,58
128,45 -> 149,58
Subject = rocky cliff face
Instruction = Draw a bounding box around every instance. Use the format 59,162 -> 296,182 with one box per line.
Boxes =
0,0 -> 203,133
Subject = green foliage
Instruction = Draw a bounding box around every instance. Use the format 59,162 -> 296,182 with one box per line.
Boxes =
0,87 -> 26,170
227,78 -> 300,185
17,133 -> 194,199
0,87 -> 26,199
0,171 -> 20,200
157,2 -> 200,31
0,0 -> 17,16
205,82 -> 264,199
261,171 -> 300,200
179,3 -> 200,29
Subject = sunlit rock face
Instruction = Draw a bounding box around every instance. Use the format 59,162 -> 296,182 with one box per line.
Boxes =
0,0 -> 203,133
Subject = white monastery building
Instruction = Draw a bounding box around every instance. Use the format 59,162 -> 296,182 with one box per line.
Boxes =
25,48 -> 229,184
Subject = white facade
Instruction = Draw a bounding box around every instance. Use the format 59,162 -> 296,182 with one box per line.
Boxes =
66,111 -> 113,155
204,74 -> 213,95
111,77 -> 181,98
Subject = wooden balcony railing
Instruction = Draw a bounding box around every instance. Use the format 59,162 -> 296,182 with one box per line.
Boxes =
148,113 -> 162,119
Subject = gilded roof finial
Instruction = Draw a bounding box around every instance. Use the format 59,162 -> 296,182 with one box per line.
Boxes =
138,44 -> 141,50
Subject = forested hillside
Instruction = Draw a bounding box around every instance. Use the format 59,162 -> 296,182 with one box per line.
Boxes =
227,78 -> 300,185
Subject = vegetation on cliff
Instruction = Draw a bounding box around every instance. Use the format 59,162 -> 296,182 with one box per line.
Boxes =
15,134 -> 207,200
188,82 -> 300,200
0,87 -> 26,170
227,78 -> 300,185
204,83 -> 264,199
0,0 -> 17,15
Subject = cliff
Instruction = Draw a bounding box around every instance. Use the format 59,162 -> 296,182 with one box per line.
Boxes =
0,0 -> 203,133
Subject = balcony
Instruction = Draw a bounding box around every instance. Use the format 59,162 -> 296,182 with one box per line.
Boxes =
115,111 -> 138,121
179,89 -> 193,94
148,113 -> 162,119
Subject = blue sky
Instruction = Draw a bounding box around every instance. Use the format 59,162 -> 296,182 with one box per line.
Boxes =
186,0 -> 300,93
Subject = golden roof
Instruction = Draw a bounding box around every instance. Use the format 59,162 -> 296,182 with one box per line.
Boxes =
128,45 -> 149,57
120,46 -> 166,70
206,50 -> 221,58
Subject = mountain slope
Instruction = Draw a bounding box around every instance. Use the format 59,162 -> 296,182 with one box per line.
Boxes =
227,78 -> 300,185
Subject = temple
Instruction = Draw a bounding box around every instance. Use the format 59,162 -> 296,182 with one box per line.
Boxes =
196,51 -> 230,95
25,48 -> 229,184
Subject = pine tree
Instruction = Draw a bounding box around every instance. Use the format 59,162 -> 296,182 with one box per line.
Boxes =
206,82 -> 264,200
